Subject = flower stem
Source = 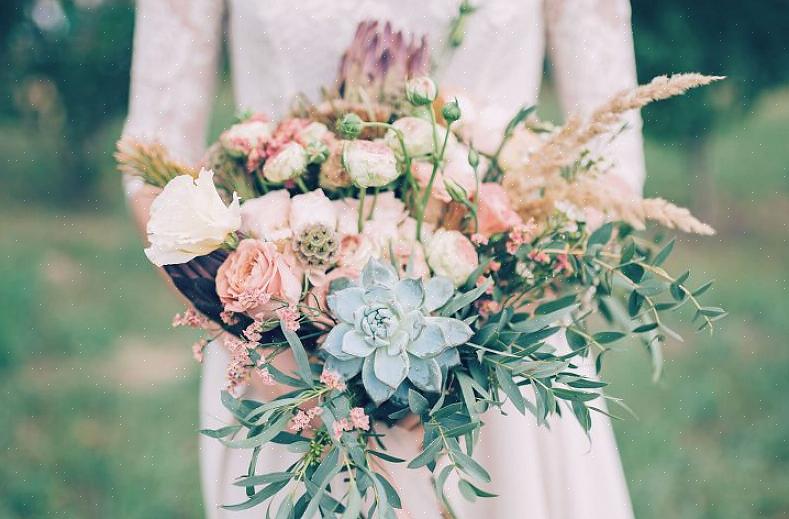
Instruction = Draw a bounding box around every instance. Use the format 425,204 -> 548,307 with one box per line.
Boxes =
357,187 -> 366,233
415,111 -> 452,240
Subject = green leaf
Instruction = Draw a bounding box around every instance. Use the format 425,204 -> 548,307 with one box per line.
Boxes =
369,450 -> 406,464
452,448 -> 491,483
621,263 -> 645,283
620,240 -> 636,264
571,400 -> 592,432
588,222 -> 613,247
444,422 -> 481,438
632,322 -> 659,334
200,424 -> 242,439
698,306 -> 727,317
222,479 -> 290,511
281,324 -> 314,387
636,278 -> 667,297
652,238 -> 675,266
341,484 -> 362,519
441,280 -> 492,316
407,437 -> 442,469
592,331 -> 627,344
552,387 -> 599,402
692,280 -> 714,297
535,294 -> 578,315
233,472 -> 293,487
495,365 -> 526,414
374,473 -> 403,509
628,291 -> 644,317
565,328 -> 588,350
515,360 -> 569,378
510,305 -> 579,334
408,389 -> 429,416
275,495 -> 294,519
220,412 -> 290,449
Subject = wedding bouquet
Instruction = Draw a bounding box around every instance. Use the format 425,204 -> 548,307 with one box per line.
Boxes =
117,20 -> 725,518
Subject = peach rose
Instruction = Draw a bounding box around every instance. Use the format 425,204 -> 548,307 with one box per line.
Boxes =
305,266 -> 360,325
240,189 -> 292,241
337,234 -> 376,272
216,239 -> 303,320
426,229 -> 479,286
476,183 -> 523,237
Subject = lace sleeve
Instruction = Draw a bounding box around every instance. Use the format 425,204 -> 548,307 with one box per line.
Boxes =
545,0 -> 646,194
122,0 -> 223,197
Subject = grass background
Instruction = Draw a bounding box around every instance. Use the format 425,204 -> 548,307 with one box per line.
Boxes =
0,83 -> 787,518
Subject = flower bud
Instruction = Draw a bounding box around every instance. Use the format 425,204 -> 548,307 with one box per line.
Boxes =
443,178 -> 470,204
405,76 -> 438,106
441,100 -> 461,123
342,140 -> 400,188
467,147 -> 480,169
336,113 -> 363,140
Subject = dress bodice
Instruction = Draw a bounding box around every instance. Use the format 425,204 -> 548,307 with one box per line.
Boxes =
123,0 -> 645,192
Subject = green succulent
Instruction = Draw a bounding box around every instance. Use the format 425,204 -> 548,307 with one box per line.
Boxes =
322,258 -> 472,404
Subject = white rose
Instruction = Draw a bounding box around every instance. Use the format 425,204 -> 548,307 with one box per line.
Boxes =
220,120 -> 273,156
145,169 -> 240,266
342,140 -> 400,188
263,142 -> 307,183
426,229 -> 479,287
289,188 -> 338,234
240,189 -> 292,241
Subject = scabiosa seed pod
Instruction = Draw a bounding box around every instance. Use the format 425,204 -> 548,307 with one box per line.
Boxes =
336,113 -> 364,140
405,76 -> 438,106
292,223 -> 340,269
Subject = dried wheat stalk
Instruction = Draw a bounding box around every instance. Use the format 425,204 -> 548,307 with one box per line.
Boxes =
504,74 -> 723,235
115,138 -> 196,188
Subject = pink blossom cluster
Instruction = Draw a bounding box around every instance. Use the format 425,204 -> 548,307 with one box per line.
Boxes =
332,407 -> 370,439
319,370 -> 347,391
289,406 -> 324,432
172,308 -> 208,328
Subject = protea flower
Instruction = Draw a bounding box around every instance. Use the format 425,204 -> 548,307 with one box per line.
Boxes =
336,20 -> 430,105
321,258 -> 472,404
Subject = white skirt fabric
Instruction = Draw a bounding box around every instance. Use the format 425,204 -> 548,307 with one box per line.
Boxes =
199,340 -> 634,519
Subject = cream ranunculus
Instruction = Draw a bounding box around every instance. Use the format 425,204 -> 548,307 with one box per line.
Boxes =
426,229 -> 479,287
263,142 -> 308,183
144,169 -> 240,266
342,140 -> 400,188
384,117 -> 456,160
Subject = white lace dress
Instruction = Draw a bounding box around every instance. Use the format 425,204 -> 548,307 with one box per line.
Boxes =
123,1 -> 644,517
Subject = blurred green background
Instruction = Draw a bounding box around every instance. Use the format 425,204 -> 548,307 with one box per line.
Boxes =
1,1 -> 787,518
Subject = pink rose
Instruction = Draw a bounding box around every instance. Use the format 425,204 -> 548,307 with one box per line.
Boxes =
216,239 -> 303,320
289,189 -> 337,234
240,190 -> 292,241
476,183 -> 523,237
